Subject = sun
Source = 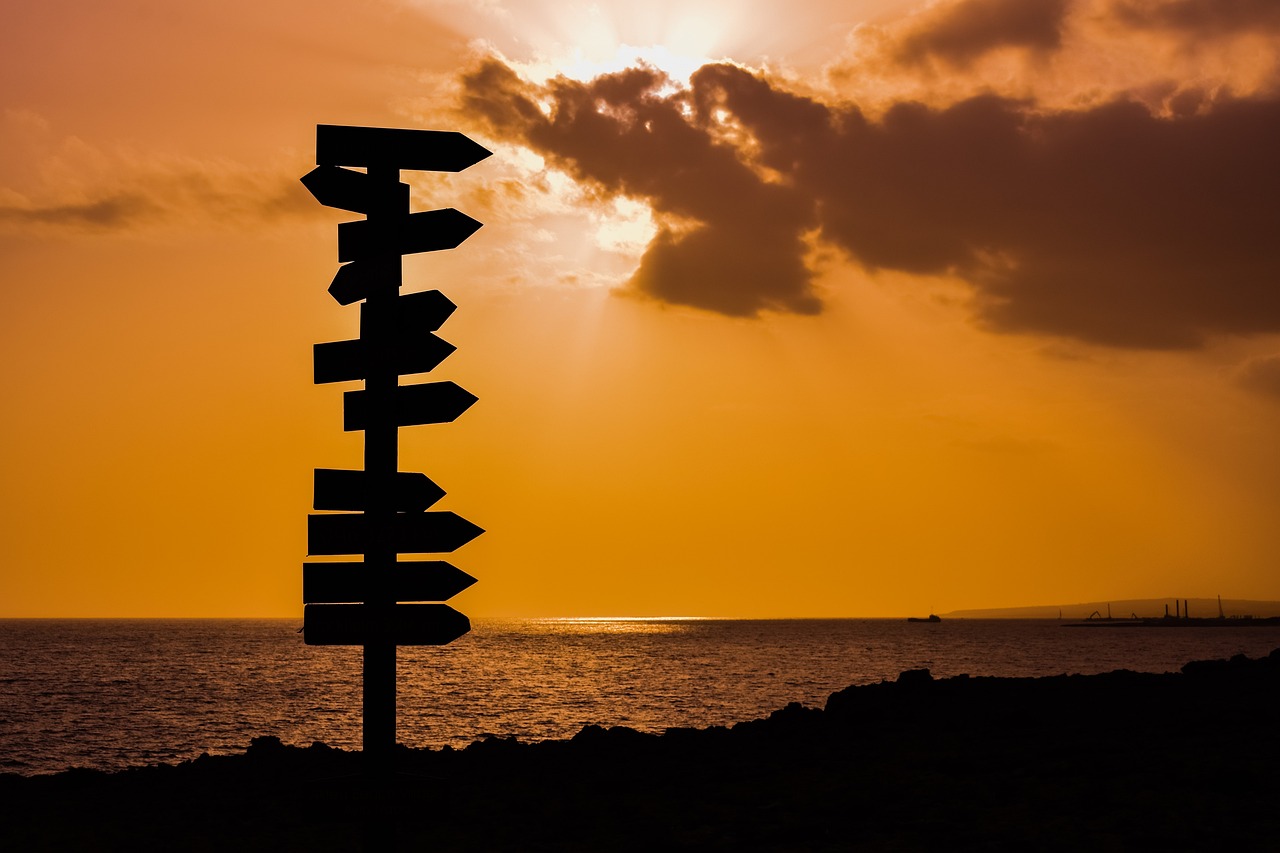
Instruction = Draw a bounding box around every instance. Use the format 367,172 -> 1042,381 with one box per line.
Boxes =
457,2 -> 730,272
459,1 -> 734,85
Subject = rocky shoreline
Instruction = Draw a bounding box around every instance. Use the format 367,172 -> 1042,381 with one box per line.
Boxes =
3,649 -> 1278,851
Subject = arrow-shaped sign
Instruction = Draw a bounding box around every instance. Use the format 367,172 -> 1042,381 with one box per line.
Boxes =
327,262 -> 375,306
316,124 -> 493,173
313,468 -> 445,512
314,289 -> 460,382
337,209 -> 483,262
308,511 -> 484,556
302,560 -> 477,603
301,165 -> 410,214
314,335 -> 456,384
304,603 -> 471,646
361,289 -> 457,337
343,381 -> 477,431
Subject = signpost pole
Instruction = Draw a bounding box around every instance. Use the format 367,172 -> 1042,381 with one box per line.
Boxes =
301,124 -> 490,783
363,162 -> 400,769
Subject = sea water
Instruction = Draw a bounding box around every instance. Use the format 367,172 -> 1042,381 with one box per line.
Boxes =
2,617 -> 1278,775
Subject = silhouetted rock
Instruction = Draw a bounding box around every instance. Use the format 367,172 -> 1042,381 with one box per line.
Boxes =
247,734 -> 286,756
2,648 -> 1278,851
896,667 -> 933,685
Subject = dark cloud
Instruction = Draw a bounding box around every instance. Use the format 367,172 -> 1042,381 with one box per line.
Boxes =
461,58 -> 1280,347
1237,354 -> 1280,398
0,172 -> 316,233
1109,0 -> 1280,35
891,0 -> 1070,67
460,60 -> 820,316
0,194 -> 157,228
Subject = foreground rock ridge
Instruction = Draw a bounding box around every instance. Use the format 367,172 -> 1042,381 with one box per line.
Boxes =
3,649 -> 1278,851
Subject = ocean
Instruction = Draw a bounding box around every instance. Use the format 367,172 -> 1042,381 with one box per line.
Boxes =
2,617 -> 1279,776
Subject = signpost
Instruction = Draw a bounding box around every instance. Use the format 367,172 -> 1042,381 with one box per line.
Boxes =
306,510 -> 484,556
301,124 -> 490,770
303,561 -> 476,604
312,468 -> 446,512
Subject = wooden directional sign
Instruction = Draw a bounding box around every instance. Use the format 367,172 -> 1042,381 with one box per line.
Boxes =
304,603 -> 471,646
316,124 -> 493,172
314,335 -> 456,384
327,261 -> 376,306
337,209 -> 483,262
343,381 -> 478,431
313,468 -> 446,512
361,289 -> 457,336
302,122 -> 486,760
308,511 -> 484,556
303,560 -> 477,603
301,165 -> 410,214
314,290 -> 460,383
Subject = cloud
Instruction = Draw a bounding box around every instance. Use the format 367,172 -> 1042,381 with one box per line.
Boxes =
1108,0 -> 1280,36
460,59 -> 820,316
0,173 -> 313,233
0,114 -> 319,235
460,54 -> 1280,347
1236,353 -> 1280,398
891,0 -> 1070,68
827,0 -> 1280,116
0,194 -> 158,229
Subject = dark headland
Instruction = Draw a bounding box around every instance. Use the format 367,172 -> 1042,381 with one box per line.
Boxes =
3,650 -> 1278,852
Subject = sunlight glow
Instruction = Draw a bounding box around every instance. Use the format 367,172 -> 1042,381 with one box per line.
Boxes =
501,1 -> 729,85
520,43 -> 719,86
591,196 -> 656,254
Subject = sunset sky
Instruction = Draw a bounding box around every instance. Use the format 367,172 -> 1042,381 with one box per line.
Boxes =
3,0 -> 1280,618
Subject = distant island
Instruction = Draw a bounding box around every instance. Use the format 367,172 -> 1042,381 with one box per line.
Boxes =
943,598 -> 1280,620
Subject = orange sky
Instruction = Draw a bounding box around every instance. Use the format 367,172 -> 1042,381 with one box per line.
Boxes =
3,0 -> 1280,617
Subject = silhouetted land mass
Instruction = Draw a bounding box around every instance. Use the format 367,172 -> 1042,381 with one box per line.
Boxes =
945,598 -> 1280,619
3,649 -> 1278,851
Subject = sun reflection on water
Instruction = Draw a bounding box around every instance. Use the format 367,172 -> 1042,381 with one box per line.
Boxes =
528,616 -> 719,634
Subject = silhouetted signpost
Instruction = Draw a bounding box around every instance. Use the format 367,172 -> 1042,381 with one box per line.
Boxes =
301,124 -> 490,770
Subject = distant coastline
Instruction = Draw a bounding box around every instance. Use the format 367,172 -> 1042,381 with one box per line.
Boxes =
943,598 -> 1280,620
